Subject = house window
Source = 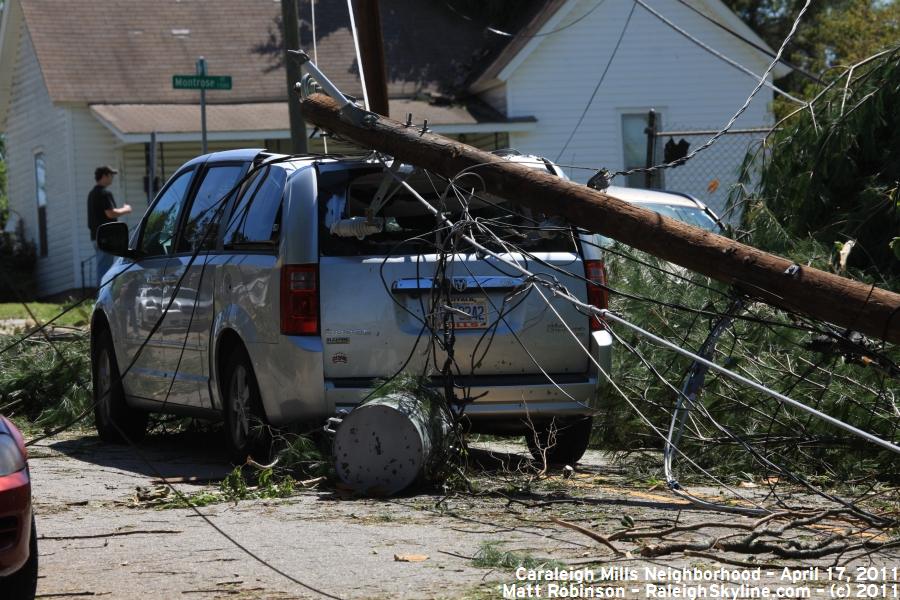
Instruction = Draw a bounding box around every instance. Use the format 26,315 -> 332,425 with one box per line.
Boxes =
621,113 -> 663,189
34,152 -> 48,257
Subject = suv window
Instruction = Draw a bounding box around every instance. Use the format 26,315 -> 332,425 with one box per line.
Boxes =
139,169 -> 194,256
179,163 -> 246,252
224,165 -> 286,247
317,167 -> 577,257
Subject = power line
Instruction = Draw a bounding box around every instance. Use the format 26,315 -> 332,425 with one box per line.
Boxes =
444,0 -> 608,39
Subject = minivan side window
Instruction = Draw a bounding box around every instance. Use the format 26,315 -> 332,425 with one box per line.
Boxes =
179,163 -> 246,252
224,165 -> 286,246
139,169 -> 194,256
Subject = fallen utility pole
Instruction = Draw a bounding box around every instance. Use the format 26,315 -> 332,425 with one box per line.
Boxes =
299,92 -> 900,344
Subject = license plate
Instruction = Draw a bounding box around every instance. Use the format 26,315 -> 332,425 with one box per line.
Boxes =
451,296 -> 490,329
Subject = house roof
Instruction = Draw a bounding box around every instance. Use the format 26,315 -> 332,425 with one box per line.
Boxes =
9,0 -> 517,106
468,0 -> 790,93
90,100 -> 536,143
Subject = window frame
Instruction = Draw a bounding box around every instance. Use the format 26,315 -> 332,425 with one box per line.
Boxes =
33,151 -> 48,257
619,109 -> 665,189
136,166 -> 197,258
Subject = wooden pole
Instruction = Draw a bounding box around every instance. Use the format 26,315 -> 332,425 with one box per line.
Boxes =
351,0 -> 389,117
299,93 -> 900,343
281,0 -> 308,153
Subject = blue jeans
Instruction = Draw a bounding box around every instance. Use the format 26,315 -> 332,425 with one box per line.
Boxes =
95,244 -> 114,289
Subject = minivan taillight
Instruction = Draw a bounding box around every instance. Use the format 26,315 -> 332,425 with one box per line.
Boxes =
584,259 -> 609,332
280,264 -> 319,336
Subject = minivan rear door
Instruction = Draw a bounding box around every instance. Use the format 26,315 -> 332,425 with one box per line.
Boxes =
317,166 -> 590,381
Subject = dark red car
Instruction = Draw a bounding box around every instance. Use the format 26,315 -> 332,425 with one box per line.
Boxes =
0,416 -> 37,598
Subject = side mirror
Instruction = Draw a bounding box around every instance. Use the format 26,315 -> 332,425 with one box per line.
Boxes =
97,222 -> 140,259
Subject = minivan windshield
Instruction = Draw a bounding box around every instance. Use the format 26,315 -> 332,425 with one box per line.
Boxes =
317,166 -> 578,257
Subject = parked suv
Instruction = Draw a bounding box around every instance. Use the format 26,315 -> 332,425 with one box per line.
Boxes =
92,150 -> 613,463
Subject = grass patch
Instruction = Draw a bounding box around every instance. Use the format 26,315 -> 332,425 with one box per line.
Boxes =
472,540 -> 565,571
0,301 -> 93,328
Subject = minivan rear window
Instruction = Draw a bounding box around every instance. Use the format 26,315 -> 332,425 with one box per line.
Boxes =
317,166 -> 577,257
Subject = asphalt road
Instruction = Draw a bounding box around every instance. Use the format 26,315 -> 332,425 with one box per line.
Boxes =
28,430 -> 900,600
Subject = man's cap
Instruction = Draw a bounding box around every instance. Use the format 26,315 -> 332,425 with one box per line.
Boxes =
94,165 -> 119,180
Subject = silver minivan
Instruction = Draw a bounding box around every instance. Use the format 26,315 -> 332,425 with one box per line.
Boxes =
91,149 -> 613,463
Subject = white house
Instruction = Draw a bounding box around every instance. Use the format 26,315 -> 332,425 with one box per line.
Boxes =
0,0 -> 785,297
470,0 -> 787,208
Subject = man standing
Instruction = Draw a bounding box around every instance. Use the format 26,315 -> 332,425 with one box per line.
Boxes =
87,166 -> 132,287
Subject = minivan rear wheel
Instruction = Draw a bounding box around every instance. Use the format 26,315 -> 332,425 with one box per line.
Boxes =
92,329 -> 147,443
222,348 -> 270,464
526,416 -> 593,466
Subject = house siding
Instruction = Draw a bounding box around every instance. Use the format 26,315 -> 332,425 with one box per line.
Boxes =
6,27 -> 74,295
69,106 -> 125,290
505,0 -> 773,216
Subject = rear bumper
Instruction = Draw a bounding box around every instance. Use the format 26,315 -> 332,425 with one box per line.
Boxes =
252,326 -> 613,426
330,376 -> 600,419
0,469 -> 32,576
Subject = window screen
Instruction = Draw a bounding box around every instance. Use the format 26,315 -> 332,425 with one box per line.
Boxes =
224,165 -> 286,247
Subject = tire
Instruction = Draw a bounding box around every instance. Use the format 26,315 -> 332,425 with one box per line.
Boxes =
1,515 -> 38,599
221,346 -> 270,464
92,328 -> 147,443
526,416 -> 593,466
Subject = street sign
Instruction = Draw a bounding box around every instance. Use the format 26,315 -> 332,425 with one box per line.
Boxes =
172,75 -> 232,90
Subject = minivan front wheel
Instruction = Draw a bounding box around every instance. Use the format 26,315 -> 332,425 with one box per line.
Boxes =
222,348 -> 269,464
92,329 -> 147,443
526,416 -> 593,466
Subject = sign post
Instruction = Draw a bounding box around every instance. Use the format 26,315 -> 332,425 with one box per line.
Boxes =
172,59 -> 233,154
197,58 -> 207,154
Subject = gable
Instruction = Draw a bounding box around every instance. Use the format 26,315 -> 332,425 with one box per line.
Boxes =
470,0 -> 790,93
0,0 -> 25,125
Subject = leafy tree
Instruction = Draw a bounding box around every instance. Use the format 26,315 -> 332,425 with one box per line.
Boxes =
732,49 -> 900,284
723,0 -> 900,102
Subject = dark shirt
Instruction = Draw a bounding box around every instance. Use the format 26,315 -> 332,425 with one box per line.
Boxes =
87,185 -> 116,241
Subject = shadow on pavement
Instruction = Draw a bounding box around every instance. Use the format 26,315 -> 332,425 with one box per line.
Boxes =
47,429 -> 234,482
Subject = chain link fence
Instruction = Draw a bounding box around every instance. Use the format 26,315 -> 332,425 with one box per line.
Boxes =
645,116 -> 770,223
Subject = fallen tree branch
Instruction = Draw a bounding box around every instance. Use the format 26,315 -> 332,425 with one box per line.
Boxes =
40,529 -> 182,540
551,517 -> 622,554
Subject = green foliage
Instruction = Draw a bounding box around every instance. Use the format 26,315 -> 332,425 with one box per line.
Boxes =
723,0 -> 900,116
0,334 -> 92,429
158,466 -> 297,509
731,48 -> 900,283
472,540 -> 565,571
595,246 -> 899,481
272,431 -> 330,477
